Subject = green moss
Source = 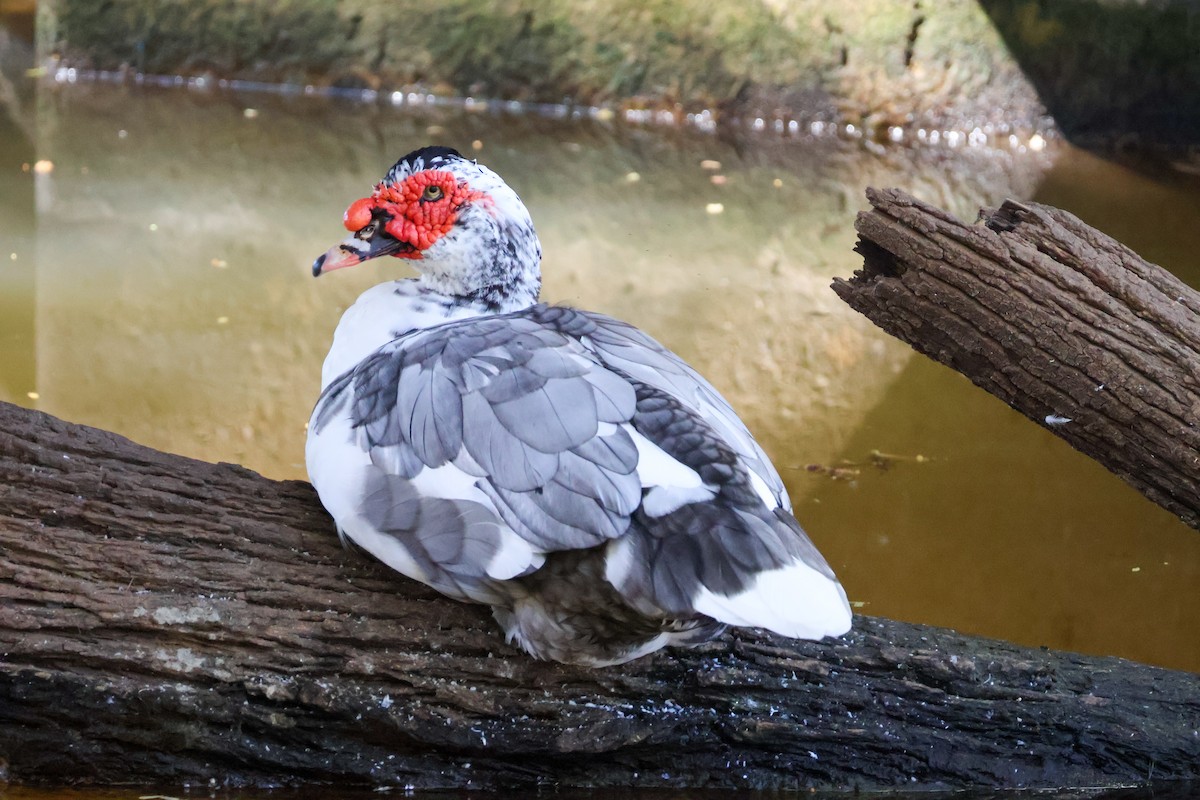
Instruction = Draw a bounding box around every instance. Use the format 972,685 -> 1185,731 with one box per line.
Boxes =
58,0 -> 359,79
54,0 -> 832,103
420,2 -> 585,99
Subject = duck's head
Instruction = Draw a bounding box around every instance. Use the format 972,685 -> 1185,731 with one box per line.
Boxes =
313,146 -> 542,310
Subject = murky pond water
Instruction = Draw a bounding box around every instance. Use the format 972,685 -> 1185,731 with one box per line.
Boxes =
1,81 -> 1197,682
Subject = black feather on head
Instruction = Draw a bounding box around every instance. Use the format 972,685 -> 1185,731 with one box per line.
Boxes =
385,146 -> 466,182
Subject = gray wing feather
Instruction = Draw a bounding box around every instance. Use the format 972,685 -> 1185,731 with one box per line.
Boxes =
553,448 -> 641,515
460,358 -> 502,393
472,427 -> 642,551
476,363 -> 548,404
525,345 -> 590,379
490,378 -> 598,453
524,308 -> 838,619
570,426 -> 639,473
460,391 -> 562,491
582,365 -> 638,422
396,362 -> 463,465
335,312 -> 641,503
481,478 -> 623,550
368,441 -> 426,479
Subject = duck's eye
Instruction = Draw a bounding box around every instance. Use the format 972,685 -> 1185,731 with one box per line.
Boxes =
422,184 -> 445,202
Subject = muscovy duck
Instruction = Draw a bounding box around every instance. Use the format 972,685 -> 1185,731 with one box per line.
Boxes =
306,146 -> 851,665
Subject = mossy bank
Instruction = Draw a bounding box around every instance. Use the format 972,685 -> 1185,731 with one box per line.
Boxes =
39,0 -> 1200,158
45,0 -> 1038,134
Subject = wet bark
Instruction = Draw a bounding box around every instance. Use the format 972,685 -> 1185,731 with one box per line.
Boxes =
835,188 -> 1200,530
1,400 -> 1198,791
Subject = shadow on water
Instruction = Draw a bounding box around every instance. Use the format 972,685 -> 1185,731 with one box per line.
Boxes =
979,0 -> 1200,163
0,76 -> 1198,798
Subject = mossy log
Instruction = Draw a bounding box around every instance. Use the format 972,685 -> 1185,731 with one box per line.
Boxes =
835,188 -> 1200,530
1,402 -> 1199,791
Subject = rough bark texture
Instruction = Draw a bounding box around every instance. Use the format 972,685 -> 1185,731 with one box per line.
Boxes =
0,400 -> 1198,791
834,188 -> 1200,530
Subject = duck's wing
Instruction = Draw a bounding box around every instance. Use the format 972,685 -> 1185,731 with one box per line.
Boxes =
544,307 -> 850,638
555,307 -> 789,506
308,304 -> 850,638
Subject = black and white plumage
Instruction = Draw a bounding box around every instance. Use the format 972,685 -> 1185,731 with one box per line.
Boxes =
307,146 -> 851,665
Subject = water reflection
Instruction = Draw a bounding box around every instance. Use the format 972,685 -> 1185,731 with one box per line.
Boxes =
2,83 -> 1045,477
1,82 -> 1196,676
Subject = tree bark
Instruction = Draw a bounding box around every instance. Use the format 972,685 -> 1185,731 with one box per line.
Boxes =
834,188 -> 1200,530
0,400 -> 1198,791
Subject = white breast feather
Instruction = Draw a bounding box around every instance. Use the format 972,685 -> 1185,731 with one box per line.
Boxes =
320,281 -> 485,388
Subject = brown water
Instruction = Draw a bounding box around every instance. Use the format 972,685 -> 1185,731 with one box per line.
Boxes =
1,81 -> 1197,679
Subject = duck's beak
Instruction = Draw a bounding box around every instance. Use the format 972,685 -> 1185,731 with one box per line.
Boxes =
311,225 -> 415,277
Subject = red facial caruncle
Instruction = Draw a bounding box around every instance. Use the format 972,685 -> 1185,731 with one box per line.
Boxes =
343,170 -> 486,259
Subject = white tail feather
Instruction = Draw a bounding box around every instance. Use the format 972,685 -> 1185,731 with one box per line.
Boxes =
691,559 -> 852,640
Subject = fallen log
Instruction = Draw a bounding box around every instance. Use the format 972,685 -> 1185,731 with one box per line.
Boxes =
1,401 -> 1198,791
833,188 -> 1200,530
